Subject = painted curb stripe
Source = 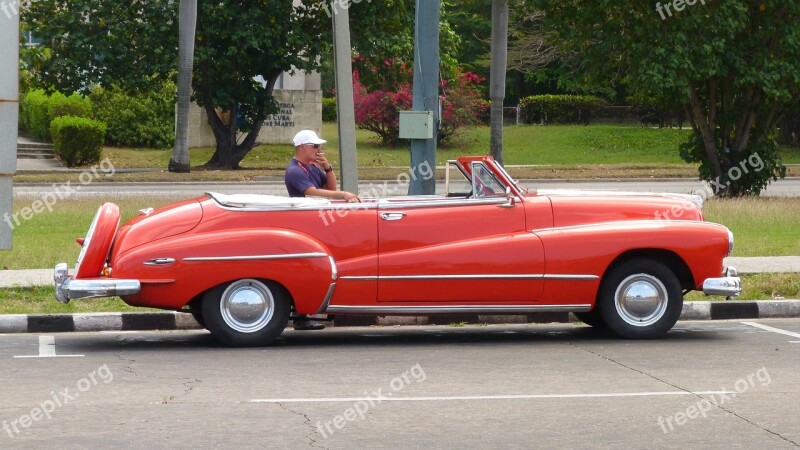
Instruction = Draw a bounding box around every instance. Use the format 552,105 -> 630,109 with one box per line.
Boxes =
710,302 -> 759,320
1,301 -> 800,333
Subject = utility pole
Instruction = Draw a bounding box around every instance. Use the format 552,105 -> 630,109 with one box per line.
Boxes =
169,0 -> 197,173
332,5 -> 359,194
0,7 -> 19,249
489,0 -> 508,166
408,0 -> 440,195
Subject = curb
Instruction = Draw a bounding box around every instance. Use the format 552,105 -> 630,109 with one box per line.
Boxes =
1,300 -> 799,334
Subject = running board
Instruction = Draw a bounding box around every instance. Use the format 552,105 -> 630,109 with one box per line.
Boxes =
324,304 -> 592,315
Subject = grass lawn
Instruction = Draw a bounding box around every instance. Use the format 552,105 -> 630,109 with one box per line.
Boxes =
703,197 -> 800,256
14,123 -> 800,182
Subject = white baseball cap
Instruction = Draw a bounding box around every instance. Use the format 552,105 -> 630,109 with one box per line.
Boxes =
293,130 -> 327,147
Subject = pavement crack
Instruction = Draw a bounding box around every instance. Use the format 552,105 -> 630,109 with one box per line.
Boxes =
182,378 -> 202,397
276,402 -> 327,449
114,352 -> 138,377
569,342 -> 799,447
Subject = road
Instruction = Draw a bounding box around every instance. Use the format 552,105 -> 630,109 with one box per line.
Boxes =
1,320 -> 799,448
12,178 -> 800,198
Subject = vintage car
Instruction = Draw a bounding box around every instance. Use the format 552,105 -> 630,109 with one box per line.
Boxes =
54,156 -> 741,346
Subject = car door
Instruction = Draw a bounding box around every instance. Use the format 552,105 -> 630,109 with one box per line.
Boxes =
377,174 -> 547,304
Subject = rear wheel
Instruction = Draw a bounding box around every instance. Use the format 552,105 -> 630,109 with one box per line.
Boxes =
598,258 -> 683,339
573,310 -> 606,328
201,279 -> 290,347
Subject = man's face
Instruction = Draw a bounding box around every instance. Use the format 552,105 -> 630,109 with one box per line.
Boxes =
300,143 -> 321,161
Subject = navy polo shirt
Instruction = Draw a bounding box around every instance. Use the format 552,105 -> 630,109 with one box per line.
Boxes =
285,158 -> 327,197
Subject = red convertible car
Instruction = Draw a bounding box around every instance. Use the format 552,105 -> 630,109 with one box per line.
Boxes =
54,156 -> 741,346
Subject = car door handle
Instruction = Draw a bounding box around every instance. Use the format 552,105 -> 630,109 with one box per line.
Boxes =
144,257 -> 175,266
380,212 -> 406,221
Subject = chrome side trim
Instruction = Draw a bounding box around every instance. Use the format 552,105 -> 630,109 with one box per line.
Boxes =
329,256 -> 338,281
183,252 -> 328,262
542,274 -> 599,280
339,274 -> 599,281
378,198 -> 507,209
325,304 -> 592,314
316,283 -> 337,314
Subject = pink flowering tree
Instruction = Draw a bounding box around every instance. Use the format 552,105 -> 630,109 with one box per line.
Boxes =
353,65 -> 486,147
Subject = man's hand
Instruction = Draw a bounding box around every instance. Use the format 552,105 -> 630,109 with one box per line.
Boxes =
342,191 -> 361,203
314,152 -> 331,171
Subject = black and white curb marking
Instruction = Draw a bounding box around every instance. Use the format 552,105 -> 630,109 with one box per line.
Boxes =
0,312 -> 202,333
0,301 -> 798,333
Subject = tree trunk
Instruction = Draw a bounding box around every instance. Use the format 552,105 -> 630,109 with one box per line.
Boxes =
200,74 -> 278,169
169,0 -> 197,174
489,0 -> 509,166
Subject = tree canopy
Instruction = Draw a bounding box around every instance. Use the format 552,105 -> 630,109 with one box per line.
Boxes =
528,0 -> 798,195
25,0 -> 327,169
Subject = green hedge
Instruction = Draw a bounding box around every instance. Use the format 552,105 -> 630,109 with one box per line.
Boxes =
519,95 -> 606,125
89,82 -> 176,148
50,116 -> 107,167
322,97 -> 337,122
20,90 -> 92,141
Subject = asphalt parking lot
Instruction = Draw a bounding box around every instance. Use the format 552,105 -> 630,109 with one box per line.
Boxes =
1,320 -> 799,449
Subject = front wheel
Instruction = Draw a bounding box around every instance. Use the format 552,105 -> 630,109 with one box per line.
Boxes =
598,259 -> 683,339
201,279 -> 291,347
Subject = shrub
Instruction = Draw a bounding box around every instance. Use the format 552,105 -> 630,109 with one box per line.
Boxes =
353,70 -> 486,146
354,85 -> 411,147
20,89 -> 50,139
20,89 -> 92,140
438,71 -> 486,144
90,82 -> 176,148
322,97 -> 337,122
628,95 -> 685,128
50,116 -> 106,167
519,95 -> 605,125
19,89 -> 46,133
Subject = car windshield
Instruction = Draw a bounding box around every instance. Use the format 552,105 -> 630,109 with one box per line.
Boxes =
471,163 -> 506,198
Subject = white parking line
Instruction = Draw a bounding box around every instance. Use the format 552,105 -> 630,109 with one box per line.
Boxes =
13,335 -> 85,358
741,322 -> 800,342
251,390 -> 733,403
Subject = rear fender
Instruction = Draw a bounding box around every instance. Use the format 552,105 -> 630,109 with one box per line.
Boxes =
113,228 -> 335,313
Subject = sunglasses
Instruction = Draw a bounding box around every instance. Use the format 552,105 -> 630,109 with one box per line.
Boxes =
307,144 -> 321,149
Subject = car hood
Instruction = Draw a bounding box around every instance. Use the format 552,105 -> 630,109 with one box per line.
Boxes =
538,189 -> 705,227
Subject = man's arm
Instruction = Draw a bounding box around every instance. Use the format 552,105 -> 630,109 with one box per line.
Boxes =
303,186 -> 360,202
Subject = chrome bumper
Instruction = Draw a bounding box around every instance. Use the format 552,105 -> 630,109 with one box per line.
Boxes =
54,263 -> 141,304
702,266 -> 742,298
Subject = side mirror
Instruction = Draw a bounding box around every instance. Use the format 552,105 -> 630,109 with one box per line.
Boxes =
499,187 -> 516,208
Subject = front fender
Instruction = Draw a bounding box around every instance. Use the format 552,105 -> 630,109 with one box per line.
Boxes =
535,220 -> 731,303
113,228 -> 335,313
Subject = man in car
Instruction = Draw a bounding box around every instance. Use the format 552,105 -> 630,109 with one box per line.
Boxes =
284,130 -> 360,331
285,130 -> 360,202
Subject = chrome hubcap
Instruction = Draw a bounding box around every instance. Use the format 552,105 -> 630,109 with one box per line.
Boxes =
219,279 -> 274,333
614,274 -> 668,327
